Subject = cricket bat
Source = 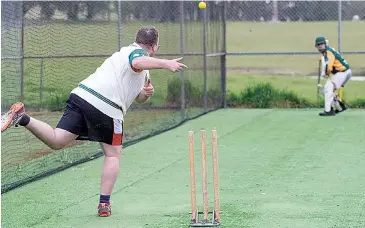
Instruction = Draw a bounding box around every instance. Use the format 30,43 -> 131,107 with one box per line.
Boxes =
320,55 -> 326,78
317,57 -> 326,96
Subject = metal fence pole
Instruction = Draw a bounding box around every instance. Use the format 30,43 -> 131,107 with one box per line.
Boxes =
107,1 -> 111,22
39,58 -> 44,108
180,1 -> 185,120
117,0 -> 122,50
202,6 -> 208,112
272,0 -> 278,22
317,60 -> 321,101
20,1 -> 24,101
221,1 -> 227,108
338,0 -> 342,53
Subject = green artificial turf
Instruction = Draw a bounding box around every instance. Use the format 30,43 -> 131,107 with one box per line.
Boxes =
2,109 -> 365,228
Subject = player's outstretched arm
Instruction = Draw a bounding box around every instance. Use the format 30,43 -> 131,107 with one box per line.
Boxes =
132,57 -> 187,73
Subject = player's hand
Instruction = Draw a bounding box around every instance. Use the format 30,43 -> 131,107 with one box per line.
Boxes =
166,57 -> 188,73
143,79 -> 154,97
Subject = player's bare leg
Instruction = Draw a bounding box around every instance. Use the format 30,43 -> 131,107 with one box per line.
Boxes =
98,143 -> 122,217
1,102 -> 78,149
25,118 -> 78,149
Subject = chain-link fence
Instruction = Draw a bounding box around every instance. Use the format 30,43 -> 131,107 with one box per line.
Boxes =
1,1 -> 226,193
226,0 -> 365,76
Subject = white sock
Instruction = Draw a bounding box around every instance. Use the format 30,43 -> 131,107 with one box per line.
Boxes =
324,81 -> 334,112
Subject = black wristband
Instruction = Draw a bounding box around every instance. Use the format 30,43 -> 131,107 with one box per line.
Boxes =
19,114 -> 30,126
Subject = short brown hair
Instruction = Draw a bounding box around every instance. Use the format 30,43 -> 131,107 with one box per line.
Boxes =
135,26 -> 159,47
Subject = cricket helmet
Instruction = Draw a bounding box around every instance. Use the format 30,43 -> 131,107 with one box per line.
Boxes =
315,36 -> 327,46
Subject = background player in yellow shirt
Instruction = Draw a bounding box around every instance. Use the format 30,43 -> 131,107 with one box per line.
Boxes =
316,36 -> 352,116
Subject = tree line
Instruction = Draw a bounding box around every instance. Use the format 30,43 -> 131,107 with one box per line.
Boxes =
8,1 -> 365,22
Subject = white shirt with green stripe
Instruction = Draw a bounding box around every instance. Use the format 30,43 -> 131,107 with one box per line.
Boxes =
71,42 -> 150,120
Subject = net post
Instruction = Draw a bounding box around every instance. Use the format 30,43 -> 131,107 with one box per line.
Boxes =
317,60 -> 321,101
221,1 -> 227,108
20,0 -> 24,102
337,0 -> 342,54
117,0 -> 122,50
189,131 -> 197,222
39,58 -> 44,109
180,0 -> 185,121
202,4 -> 208,113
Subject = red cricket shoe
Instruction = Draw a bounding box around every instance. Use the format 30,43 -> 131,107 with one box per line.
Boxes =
98,203 -> 111,217
1,102 -> 26,132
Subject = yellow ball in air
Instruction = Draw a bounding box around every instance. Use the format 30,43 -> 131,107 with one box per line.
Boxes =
198,1 -> 206,9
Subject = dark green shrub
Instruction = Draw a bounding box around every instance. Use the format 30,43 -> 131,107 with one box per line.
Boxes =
239,83 -> 277,108
207,88 -> 221,106
166,77 -> 184,106
189,85 -> 203,107
226,82 -> 324,108
275,89 -> 311,108
49,92 -> 69,108
349,98 -> 365,108
166,78 -> 222,108
227,91 -> 240,107
166,77 -> 201,107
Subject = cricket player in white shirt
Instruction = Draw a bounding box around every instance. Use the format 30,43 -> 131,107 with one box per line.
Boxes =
1,26 -> 187,217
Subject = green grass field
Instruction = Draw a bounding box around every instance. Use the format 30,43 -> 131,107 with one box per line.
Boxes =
2,109 -> 365,228
227,21 -> 365,52
227,21 -> 365,73
3,20 -> 364,71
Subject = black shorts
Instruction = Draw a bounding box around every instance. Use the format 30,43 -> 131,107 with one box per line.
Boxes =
56,93 -> 123,146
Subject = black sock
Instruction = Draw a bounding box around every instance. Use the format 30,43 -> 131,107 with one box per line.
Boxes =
19,114 -> 30,126
100,194 -> 110,204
